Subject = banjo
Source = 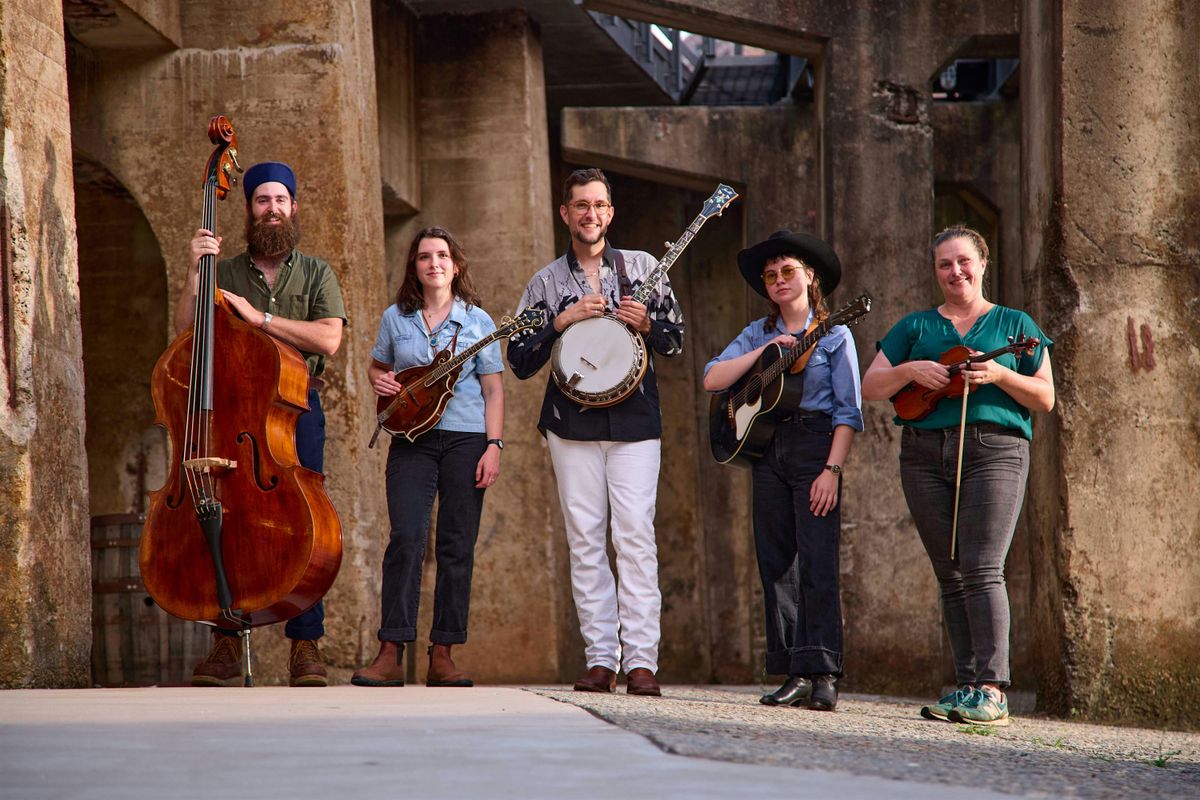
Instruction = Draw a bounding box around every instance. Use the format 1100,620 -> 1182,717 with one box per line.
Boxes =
550,183 -> 738,407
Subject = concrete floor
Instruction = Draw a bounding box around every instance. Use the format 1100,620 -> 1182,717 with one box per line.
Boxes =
0,686 -> 1007,800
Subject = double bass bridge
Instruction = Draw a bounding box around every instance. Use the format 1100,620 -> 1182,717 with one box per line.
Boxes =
183,457 -> 237,473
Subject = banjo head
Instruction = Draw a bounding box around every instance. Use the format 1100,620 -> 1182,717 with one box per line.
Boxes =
551,316 -> 646,403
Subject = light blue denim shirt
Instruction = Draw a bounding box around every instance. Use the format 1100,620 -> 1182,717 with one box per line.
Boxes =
704,313 -> 864,431
371,299 -> 504,433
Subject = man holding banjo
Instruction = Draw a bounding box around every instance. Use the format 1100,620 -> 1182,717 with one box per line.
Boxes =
508,167 -> 685,697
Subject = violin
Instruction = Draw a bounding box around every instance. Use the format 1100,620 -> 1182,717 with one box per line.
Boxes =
890,335 -> 1039,421
141,116 -> 342,633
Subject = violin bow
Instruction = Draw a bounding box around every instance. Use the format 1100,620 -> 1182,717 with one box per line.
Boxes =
949,380 -> 970,560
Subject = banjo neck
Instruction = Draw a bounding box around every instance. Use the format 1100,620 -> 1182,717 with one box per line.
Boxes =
629,212 -> 707,306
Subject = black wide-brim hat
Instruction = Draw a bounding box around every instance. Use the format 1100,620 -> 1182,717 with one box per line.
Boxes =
737,229 -> 842,299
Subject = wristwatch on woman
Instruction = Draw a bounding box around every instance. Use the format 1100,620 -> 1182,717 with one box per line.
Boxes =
824,463 -> 842,475
487,438 -> 504,450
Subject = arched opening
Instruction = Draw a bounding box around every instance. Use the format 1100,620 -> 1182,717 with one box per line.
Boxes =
74,155 -> 168,518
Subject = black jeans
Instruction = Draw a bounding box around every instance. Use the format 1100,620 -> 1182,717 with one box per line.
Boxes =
751,414 -> 843,677
899,423 -> 1030,688
378,430 -> 487,645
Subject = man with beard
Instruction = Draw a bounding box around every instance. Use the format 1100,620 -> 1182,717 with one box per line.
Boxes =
173,161 -> 347,687
507,168 -> 684,697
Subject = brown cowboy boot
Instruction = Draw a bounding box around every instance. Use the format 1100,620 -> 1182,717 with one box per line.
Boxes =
426,644 -> 473,687
191,634 -> 243,687
626,667 -> 662,697
288,638 -> 328,687
573,665 -> 616,693
351,641 -> 406,687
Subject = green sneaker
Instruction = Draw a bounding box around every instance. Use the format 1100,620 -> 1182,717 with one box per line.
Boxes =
920,686 -> 971,721
948,687 -> 1011,726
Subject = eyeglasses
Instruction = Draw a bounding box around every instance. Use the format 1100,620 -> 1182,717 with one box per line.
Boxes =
568,200 -> 612,215
761,265 -> 807,285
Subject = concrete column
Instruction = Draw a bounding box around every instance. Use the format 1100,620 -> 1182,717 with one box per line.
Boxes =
391,10 -> 565,682
0,1 -> 91,687
1022,0 -> 1200,727
64,0 -> 390,682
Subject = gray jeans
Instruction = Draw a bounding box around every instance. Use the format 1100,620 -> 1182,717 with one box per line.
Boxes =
899,423 -> 1030,688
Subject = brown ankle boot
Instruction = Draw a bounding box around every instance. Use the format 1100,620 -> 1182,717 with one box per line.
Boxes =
191,634 -> 243,687
426,643 -> 473,687
351,641 -> 405,687
288,638 -> 328,687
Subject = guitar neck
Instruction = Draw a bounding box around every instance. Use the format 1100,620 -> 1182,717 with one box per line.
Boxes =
760,316 -> 835,384
630,211 -> 709,305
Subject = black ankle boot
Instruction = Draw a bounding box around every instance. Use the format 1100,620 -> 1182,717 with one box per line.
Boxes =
809,674 -> 838,711
760,675 -> 812,706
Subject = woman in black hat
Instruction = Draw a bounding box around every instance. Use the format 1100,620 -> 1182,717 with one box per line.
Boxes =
704,230 -> 863,711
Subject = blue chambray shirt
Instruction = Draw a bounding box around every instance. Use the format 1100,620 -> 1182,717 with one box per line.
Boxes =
704,313 -> 864,432
370,299 -> 504,433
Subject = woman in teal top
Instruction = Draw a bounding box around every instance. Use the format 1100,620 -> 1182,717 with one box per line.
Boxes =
861,225 -> 1054,726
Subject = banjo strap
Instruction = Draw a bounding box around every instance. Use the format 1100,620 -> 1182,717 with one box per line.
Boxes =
610,247 -> 633,299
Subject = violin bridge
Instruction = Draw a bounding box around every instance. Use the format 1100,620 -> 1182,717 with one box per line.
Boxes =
183,457 -> 237,473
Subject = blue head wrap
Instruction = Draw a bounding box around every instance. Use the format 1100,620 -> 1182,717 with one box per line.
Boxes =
243,162 -> 297,201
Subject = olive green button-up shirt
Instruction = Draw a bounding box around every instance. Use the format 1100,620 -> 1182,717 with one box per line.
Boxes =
216,249 -> 347,376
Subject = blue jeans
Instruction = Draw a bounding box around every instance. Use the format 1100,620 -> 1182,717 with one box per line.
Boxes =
899,423 -> 1030,688
218,388 -> 326,640
751,414 -> 844,677
378,430 -> 487,645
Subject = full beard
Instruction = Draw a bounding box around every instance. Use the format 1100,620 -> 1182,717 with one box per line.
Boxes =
246,211 -> 300,259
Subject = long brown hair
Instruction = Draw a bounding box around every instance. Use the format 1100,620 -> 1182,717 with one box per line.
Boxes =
395,226 -> 483,313
762,255 -> 829,332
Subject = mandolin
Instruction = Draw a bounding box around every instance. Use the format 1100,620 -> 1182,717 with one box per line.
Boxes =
368,307 -> 544,446
709,295 -> 872,467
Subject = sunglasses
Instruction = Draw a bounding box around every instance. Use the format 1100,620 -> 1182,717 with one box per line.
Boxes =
761,264 -> 808,285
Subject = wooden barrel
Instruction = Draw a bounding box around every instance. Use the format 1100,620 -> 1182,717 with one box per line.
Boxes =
91,513 -> 211,686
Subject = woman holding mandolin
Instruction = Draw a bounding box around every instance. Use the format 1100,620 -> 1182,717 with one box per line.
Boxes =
352,226 -> 504,688
860,225 -> 1054,726
704,230 -> 863,712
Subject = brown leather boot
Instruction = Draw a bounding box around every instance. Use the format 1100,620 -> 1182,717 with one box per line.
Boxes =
351,641 -> 405,687
288,639 -> 328,687
626,667 -> 662,697
191,634 -> 243,687
426,644 -> 474,687
573,665 -> 617,693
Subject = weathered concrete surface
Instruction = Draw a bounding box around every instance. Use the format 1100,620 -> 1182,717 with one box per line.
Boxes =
539,686 -> 1200,799
0,686 -> 1025,800
0,1 -> 92,687
1021,0 -> 1200,729
62,0 -> 390,683
375,10 -> 569,683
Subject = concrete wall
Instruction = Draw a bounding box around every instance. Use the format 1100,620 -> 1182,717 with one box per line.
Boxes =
63,0 -> 390,683
0,0 -> 92,687
1022,0 -> 1200,729
380,9 -> 568,683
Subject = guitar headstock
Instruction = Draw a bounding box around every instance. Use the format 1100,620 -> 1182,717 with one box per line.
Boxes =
829,294 -> 872,327
700,184 -> 739,219
501,307 -> 546,335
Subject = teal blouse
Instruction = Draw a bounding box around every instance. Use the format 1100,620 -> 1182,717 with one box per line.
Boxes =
877,306 -> 1053,439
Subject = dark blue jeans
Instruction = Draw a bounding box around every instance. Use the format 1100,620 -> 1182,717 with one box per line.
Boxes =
378,430 -> 487,645
899,423 -> 1030,688
218,388 -> 326,640
751,414 -> 844,677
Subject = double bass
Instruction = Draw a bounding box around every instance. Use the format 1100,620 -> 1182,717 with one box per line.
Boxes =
141,117 -> 342,649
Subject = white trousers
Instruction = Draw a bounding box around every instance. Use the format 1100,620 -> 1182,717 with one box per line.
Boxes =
546,432 -> 662,674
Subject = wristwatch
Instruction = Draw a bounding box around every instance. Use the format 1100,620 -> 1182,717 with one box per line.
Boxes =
824,463 -> 842,475
487,438 -> 504,450
262,312 -> 273,329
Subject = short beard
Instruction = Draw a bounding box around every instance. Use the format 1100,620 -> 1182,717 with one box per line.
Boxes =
572,223 -> 607,246
246,209 -> 300,260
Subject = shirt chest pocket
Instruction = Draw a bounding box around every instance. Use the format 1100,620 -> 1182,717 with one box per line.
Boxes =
805,344 -> 832,372
390,329 -> 432,369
